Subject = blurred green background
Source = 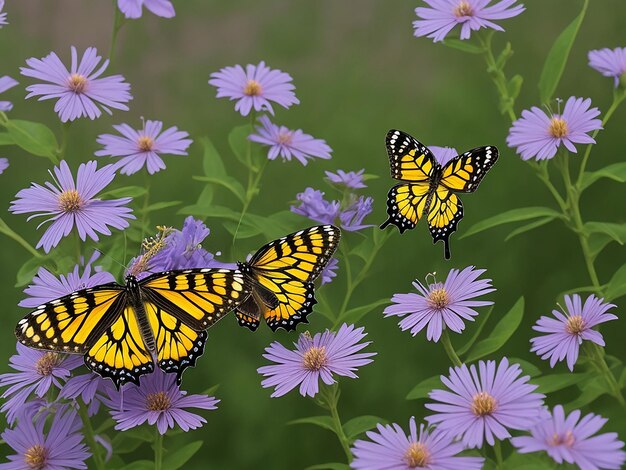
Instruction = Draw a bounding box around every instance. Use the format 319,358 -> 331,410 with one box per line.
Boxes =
1,0 -> 625,467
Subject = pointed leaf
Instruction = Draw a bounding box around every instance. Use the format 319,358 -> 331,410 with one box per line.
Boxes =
533,373 -> 590,394
228,124 -> 254,168
100,186 -> 147,198
605,264 -> 626,301
341,299 -> 389,325
584,222 -> 626,245
407,375 -> 442,400
178,204 -> 241,221
343,415 -> 386,440
144,201 -> 181,212
288,416 -> 336,433
442,38 -> 484,54
194,175 -> 246,204
0,132 -> 13,145
5,119 -> 59,161
582,162 -> 626,189
462,207 -> 562,238
507,74 -> 524,101
505,216 -> 557,241
200,137 -> 227,177
456,306 -> 493,356
162,441 -> 203,470
509,357 -> 541,377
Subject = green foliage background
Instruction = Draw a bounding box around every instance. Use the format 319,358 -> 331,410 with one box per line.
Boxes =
0,1 -> 625,468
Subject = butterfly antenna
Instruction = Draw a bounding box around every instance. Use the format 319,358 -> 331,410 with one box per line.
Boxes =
93,248 -> 129,274
425,272 -> 438,286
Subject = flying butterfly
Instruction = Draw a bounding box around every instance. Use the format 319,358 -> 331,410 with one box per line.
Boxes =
380,129 -> 498,259
234,225 -> 341,332
15,268 -> 249,388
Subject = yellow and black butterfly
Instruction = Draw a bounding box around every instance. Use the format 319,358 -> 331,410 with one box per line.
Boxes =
380,129 -> 498,259
15,268 -> 249,388
234,225 -> 341,332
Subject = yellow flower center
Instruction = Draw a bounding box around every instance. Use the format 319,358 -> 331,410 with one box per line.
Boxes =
58,189 -> 83,213
137,135 -> 154,152
454,1 -> 474,17
302,346 -> 328,371
404,442 -> 431,468
243,79 -> 263,96
549,431 -> 575,447
548,117 -> 569,138
24,444 -> 47,469
35,352 -> 59,376
277,131 -> 293,145
146,391 -> 171,411
428,288 -> 450,309
565,315 -> 585,335
471,391 -> 497,416
127,226 -> 173,277
68,73 -> 88,93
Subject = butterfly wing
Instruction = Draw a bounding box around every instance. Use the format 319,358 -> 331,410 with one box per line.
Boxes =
380,182 -> 432,233
427,186 -> 464,260
386,129 -> 439,182
439,146 -> 498,193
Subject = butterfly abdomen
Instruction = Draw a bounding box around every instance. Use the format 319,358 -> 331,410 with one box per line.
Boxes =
126,275 -> 156,353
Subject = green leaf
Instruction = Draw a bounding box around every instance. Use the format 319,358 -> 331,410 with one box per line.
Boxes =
244,211 -> 302,240
305,464 -> 351,470
441,38 -> 484,54
340,299 -> 389,325
288,416 -> 336,433
162,441 -> 203,470
200,137 -> 227,177
505,216 -> 557,241
15,256 -> 49,287
343,415 -> 385,440
100,186 -> 147,199
193,176 -> 246,204
118,461 -> 154,470
509,357 -> 541,377
5,119 -> 59,161
228,124 -> 254,169
538,0 -> 588,103
222,220 -> 263,239
584,222 -> 626,245
110,434 -> 145,454
605,264 -> 626,301
465,297 -> 524,363
588,232 -> 613,260
565,378 -> 607,411
0,132 -> 14,145
581,162 -> 626,189
505,452 -> 558,470
143,201 -> 181,212
533,373 -> 590,394
406,375 -> 442,400
462,207 -> 562,238
178,204 -> 241,221
456,306 -> 493,356
495,42 -> 513,69
507,74 -> 524,101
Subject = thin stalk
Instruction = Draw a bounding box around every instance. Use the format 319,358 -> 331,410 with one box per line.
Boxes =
77,402 -> 106,470
319,385 -> 353,462
154,429 -> 164,470
58,122 -> 71,159
141,177 -> 151,239
0,217 -> 43,258
586,342 -> 626,408
440,330 -> 463,367
109,3 -> 125,65
493,440 -> 504,469
478,32 -> 517,122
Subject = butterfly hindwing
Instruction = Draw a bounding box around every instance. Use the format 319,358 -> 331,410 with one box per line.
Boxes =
440,146 -> 499,193
427,186 -> 464,260
380,182 -> 431,233
386,129 -> 438,182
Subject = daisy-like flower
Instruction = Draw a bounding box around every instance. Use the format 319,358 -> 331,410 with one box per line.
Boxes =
117,0 -> 175,19
0,75 -> 18,111
105,369 -> 219,434
530,294 -> 617,371
339,195 -> 374,232
291,188 -> 341,225
258,323 -> 376,398
10,160 -> 135,253
588,47 -> 626,88
384,266 -> 494,342
413,0 -> 525,43
96,120 -> 192,175
0,342 -> 83,424
2,407 -> 90,469
425,357 -> 546,448
209,61 -> 299,116
248,115 -> 332,165
430,145 -> 458,166
512,405 -> 626,470
0,157 -> 8,174
351,416 -> 484,470
507,97 -> 603,161
20,46 -> 132,122
0,0 -> 7,27
60,373 -> 113,417
325,169 -> 367,189
321,257 -> 339,285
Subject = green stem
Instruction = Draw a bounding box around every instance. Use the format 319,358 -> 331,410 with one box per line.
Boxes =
154,429 -> 164,470
74,230 -> 82,262
141,177 -> 151,240
58,122 -> 71,159
0,217 -> 43,258
478,32 -> 517,122
109,3 -> 125,65
440,330 -> 463,367
493,440 -> 504,469
77,402 -> 106,470
318,384 -> 352,462
585,342 -> 626,408
533,162 -> 569,215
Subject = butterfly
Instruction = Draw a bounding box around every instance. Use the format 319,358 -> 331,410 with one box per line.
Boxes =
234,225 -> 341,332
380,129 -> 498,259
15,268 -> 249,388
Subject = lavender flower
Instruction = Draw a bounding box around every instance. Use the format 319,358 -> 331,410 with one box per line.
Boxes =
384,266 -> 494,342
20,251 -> 115,308
60,373 -> 113,417
257,323 -> 376,398
351,416 -> 484,470
96,119 -> 192,175
321,257 -> 339,285
106,369 -> 219,434
507,97 -> 602,161
426,357 -> 546,448
589,47 -> 626,88
291,188 -> 341,225
0,75 -> 18,111
339,195 -> 374,231
413,0 -> 525,43
10,160 -> 135,253
2,407 -> 90,469
0,0 -> 7,27
325,169 -> 366,189
0,157 -> 8,174
512,405 -> 626,470
20,46 -> 132,122
530,294 -> 617,371
209,61 -> 299,116
248,115 -> 332,165
430,145 -> 458,166
117,0 -> 175,19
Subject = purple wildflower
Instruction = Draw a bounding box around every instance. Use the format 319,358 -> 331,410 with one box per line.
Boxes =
96,119 -> 192,175
0,75 -> 18,111
588,47 -> 626,88
117,0 -> 175,19
430,145 -> 458,166
325,169 -> 366,189
0,157 -> 8,174
106,369 -> 219,434
425,357 -> 546,448
2,407 -> 90,469
351,416 -> 484,470
10,160 -> 135,253
339,195 -> 374,231
60,373 -> 113,417
209,61 -> 299,116
413,0 -> 525,43
321,257 -> 339,285
512,405 -> 626,470
291,188 -> 341,225
248,115 -> 332,165
20,46 -> 132,122
530,294 -> 617,371
507,97 -> 602,161
384,266 -> 494,342
0,0 -> 7,27
257,323 -> 376,398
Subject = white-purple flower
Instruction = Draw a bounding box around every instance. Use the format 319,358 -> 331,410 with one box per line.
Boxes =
425,357 -> 546,448
0,157 -> 8,174
321,257 -> 339,285
209,61 -> 299,116
60,373 -> 114,417
248,115 -> 332,165
339,195 -> 374,231
20,46 -> 132,122
512,405 -> 626,470
0,75 -> 18,111
0,0 -> 7,27
117,0 -> 175,19
351,416 -> 484,470
507,97 -> 603,161
588,47 -> 626,88
325,169 -> 366,189
257,324 -> 376,398
430,145 -> 458,166
10,160 -> 135,253
291,188 -> 341,225
530,294 -> 617,371
413,0 -> 525,43
96,119 -> 192,175
384,266 -> 494,342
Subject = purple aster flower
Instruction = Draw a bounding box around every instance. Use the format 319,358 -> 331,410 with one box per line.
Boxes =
0,0 -> 7,27
430,145 -> 458,166
384,266 -> 494,342
530,294 -> 617,371
413,0 -> 525,43
209,61 -> 299,116
325,169 -> 366,189
20,251 -> 115,308
105,369 -> 219,435
351,416 -> 484,470
117,0 -> 175,19
321,257 -> 339,285
257,323 -> 376,398
0,342 -> 83,424
96,119 -> 192,175
60,373 -> 113,417
512,405 -> 626,470
0,75 -> 18,111
507,97 -> 603,161
2,407 -> 90,469
0,157 -> 8,174
425,357 -> 546,448
248,115 -> 332,165
589,47 -> 626,88
291,187 -> 341,225
339,195 -> 374,232
20,46 -> 132,122
10,160 -> 135,253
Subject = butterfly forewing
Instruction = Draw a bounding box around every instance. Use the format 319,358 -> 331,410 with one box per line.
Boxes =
386,129 -> 438,182
439,146 -> 499,193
